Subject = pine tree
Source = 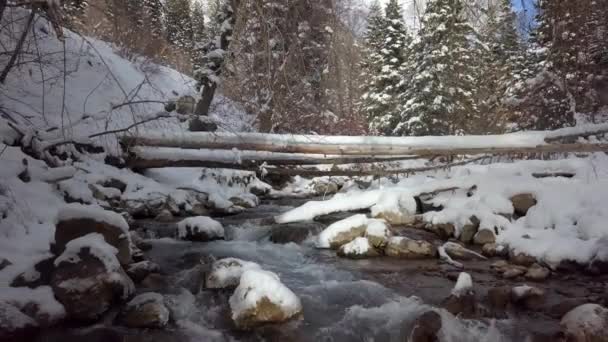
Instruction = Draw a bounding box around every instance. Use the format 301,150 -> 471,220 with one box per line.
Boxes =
361,0 -> 412,135
165,0 -> 194,49
507,0 -> 576,131
478,0 -> 523,132
397,0 -> 482,136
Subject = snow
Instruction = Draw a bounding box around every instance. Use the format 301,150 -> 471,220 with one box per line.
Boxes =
370,191 -> 417,219
451,272 -> 473,297
0,301 -> 37,331
340,237 -> 371,255
206,257 -> 262,289
316,214 -> 369,248
177,216 -> 225,239
229,269 -> 302,321
0,286 -> 66,323
54,233 -> 120,272
365,219 -> 390,238
56,203 -> 129,233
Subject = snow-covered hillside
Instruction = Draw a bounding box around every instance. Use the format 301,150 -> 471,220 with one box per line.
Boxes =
1,8 -> 253,155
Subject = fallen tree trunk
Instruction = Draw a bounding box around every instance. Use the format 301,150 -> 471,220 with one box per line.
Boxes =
260,156 -> 489,177
122,127 -> 608,156
127,146 -> 420,169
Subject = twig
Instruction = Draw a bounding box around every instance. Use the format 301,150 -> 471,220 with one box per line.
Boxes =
112,100 -> 168,111
0,9 -> 34,83
41,113 -> 171,151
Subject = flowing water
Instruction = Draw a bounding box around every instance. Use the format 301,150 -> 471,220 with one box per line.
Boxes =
37,197 -> 604,342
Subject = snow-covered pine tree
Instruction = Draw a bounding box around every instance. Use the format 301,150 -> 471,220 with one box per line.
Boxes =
228,0 -> 337,133
506,0 -> 576,131
165,0 -> 194,49
478,0 -> 523,133
193,0 -> 238,116
397,0 -> 482,136
361,0 -> 412,135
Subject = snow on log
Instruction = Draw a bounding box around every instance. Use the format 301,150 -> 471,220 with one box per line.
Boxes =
121,123 -> 608,156
126,146 -> 419,169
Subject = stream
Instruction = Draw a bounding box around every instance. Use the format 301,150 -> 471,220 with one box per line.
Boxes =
36,197 -> 607,342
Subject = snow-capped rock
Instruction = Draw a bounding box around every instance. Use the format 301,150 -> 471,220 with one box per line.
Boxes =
229,269 -> 302,329
126,260 -> 161,283
371,192 -> 417,225
205,258 -> 262,289
176,216 -> 224,241
337,237 -> 380,259
119,292 -> 169,329
316,214 -> 368,249
560,303 -> 608,342
473,228 -> 496,245
51,233 -> 134,321
385,237 -> 436,259
53,203 -> 132,265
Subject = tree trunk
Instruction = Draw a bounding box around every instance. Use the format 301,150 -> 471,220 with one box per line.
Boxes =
194,82 -> 217,116
0,0 -> 7,22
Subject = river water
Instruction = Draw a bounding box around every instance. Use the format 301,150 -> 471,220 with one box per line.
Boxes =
37,198 -> 600,342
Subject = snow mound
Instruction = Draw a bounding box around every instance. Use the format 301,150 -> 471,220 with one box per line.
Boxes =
177,216 -> 224,240
56,203 -> 128,233
560,303 -> 608,340
206,258 -> 262,289
0,286 -> 66,323
54,233 -> 120,272
229,269 -> 302,323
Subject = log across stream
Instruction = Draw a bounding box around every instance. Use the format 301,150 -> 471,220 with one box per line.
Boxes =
34,196 -> 607,342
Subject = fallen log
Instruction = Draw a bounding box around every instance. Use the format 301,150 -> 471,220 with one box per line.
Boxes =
531,172 -> 575,178
127,146 -> 420,169
122,132 -> 608,156
260,156 -> 489,177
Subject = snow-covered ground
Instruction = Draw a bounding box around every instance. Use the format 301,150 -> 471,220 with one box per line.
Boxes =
279,153 -> 608,267
0,8 -> 257,309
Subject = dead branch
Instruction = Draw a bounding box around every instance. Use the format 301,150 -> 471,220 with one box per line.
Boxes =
0,9 -> 34,83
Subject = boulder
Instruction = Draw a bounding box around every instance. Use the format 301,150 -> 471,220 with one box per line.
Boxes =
154,209 -> 174,223
126,261 -> 160,283
443,242 -> 486,261
316,214 -> 368,249
486,286 -> 513,312
229,194 -> 259,209
473,228 -> 496,245
206,258 -> 262,289
510,193 -> 537,217
459,216 -> 480,244
270,223 -> 321,244
482,243 -> 507,258
337,237 -> 381,259
229,269 -> 302,329
176,216 -> 224,242
119,293 -> 169,329
509,250 -> 538,267
560,304 -> 608,342
408,310 -> 442,342
385,237 -> 437,259
0,301 -> 38,342
525,264 -> 551,281
53,204 -> 131,265
364,219 -> 391,249
371,192 -> 417,225
511,285 -> 546,310
443,272 -> 476,318
51,233 -> 134,321
100,178 -> 127,193
502,265 -> 527,279
424,223 -> 455,240
140,273 -> 171,292
130,231 -> 152,251
312,180 -> 339,195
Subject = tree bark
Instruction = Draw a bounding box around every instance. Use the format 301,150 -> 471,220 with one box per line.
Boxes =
0,0 -> 7,22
